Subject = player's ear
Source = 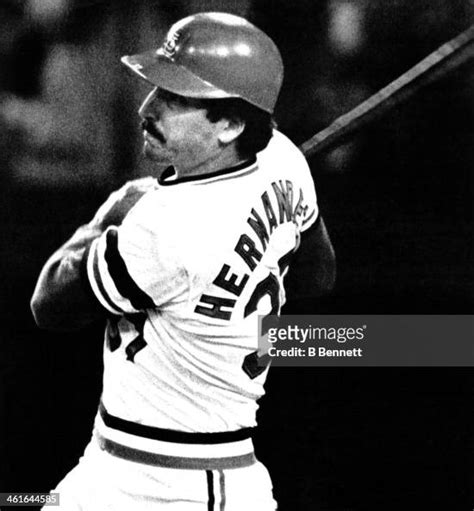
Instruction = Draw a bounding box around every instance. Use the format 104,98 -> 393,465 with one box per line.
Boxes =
217,118 -> 245,145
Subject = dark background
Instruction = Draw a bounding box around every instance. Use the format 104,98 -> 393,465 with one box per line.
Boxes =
0,1 -> 473,510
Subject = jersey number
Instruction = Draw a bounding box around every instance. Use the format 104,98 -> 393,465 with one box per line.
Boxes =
107,313 -> 147,362
106,249 -> 294,368
241,248 -> 293,379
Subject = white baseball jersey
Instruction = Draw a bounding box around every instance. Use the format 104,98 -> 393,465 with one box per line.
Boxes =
85,130 -> 318,462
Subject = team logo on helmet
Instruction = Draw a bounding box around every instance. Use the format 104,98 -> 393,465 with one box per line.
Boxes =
161,30 -> 181,59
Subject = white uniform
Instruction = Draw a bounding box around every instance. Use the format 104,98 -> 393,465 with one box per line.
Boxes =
50,131 -> 319,510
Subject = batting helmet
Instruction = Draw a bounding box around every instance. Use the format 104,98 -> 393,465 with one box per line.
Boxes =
121,12 -> 284,114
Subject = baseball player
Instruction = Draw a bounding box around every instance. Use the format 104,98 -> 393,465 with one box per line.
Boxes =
31,12 -> 335,510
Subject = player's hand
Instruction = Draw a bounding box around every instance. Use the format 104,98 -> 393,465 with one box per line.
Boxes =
91,177 -> 159,230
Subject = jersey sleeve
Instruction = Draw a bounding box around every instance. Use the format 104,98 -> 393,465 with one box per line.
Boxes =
86,205 -> 189,315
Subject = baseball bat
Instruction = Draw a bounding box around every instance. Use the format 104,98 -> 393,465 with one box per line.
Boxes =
299,25 -> 474,158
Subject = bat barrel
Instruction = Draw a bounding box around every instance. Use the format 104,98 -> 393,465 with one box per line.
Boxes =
300,25 -> 474,158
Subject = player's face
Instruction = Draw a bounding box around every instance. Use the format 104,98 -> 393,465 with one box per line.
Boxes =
138,87 -> 230,175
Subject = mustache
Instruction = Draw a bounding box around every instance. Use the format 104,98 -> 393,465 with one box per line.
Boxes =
141,118 -> 165,144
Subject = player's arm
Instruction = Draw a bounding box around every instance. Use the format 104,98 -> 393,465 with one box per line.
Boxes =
30,223 -> 106,331
285,216 -> 336,299
31,179 -> 157,331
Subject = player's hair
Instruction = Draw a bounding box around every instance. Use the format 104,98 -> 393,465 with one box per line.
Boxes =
203,98 -> 276,158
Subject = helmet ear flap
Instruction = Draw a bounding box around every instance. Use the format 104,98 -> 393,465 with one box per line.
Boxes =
121,12 -> 284,114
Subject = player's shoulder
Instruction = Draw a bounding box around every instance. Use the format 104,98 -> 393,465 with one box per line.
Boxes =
120,176 -> 199,243
258,129 -> 309,170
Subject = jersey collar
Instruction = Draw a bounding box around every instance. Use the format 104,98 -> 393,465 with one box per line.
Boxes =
157,157 -> 258,187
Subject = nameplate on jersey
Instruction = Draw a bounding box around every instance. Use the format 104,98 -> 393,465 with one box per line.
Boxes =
195,180 -> 310,321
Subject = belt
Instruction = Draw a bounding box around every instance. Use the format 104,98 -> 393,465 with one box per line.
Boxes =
96,401 -> 257,470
